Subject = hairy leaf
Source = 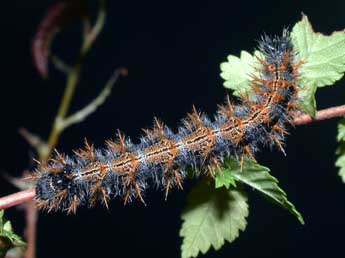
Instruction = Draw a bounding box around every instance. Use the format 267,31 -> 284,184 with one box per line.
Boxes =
224,158 -> 304,224
291,14 -> 345,115
180,182 -> 248,258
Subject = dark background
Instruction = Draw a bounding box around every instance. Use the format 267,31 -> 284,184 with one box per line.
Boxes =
0,1 -> 345,258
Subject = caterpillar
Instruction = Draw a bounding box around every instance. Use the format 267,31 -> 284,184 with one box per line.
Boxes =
34,30 -> 303,213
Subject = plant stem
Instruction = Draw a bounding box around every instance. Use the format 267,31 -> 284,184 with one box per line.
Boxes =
0,190 -> 35,209
43,0 -> 106,160
44,61 -> 82,160
293,105 -> 345,125
23,201 -> 37,258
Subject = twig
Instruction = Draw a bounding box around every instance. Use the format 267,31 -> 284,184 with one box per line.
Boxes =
293,105 -> 345,125
0,104 -> 345,210
0,190 -> 35,210
43,0 -> 107,161
50,54 -> 71,74
23,202 -> 37,258
59,68 -> 127,131
82,0 -> 106,53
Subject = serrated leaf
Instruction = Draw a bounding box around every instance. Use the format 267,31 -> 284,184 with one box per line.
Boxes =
220,50 -> 263,96
215,168 -> 236,189
224,158 -> 304,225
180,181 -> 248,258
291,14 -> 345,115
335,118 -> 345,183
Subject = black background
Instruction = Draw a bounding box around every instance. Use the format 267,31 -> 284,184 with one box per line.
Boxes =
1,1 -> 345,258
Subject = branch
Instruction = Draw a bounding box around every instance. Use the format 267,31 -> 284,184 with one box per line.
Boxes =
293,105 -> 345,125
0,189 -> 35,210
0,104 -> 345,210
43,0 -> 107,161
58,68 -> 127,131
23,201 -> 38,258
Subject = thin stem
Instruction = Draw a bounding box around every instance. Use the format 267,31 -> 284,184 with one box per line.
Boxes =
0,189 -> 35,209
44,61 -> 82,159
43,0 -> 106,160
50,54 -> 71,74
82,0 -> 106,53
23,201 -> 38,258
0,104 -> 344,210
293,105 -> 345,125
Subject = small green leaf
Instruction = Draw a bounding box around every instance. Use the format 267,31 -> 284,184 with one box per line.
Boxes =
220,50 -> 263,97
335,118 -> 345,183
215,169 -> 236,189
180,181 -> 248,258
335,154 -> 345,183
224,158 -> 305,225
0,210 -> 26,258
3,222 -> 11,232
291,14 -> 345,115
337,118 -> 345,141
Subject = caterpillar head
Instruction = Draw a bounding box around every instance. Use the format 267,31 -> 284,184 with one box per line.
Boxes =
35,171 -> 70,201
35,162 -> 74,200
35,163 -> 90,212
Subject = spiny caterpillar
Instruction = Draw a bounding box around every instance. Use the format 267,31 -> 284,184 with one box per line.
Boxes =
34,30 -> 303,213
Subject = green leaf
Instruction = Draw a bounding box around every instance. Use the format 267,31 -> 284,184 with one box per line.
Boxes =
215,168 -> 236,189
220,50 -> 263,97
335,118 -> 345,183
335,154 -> 345,183
180,181 -> 248,258
0,210 -> 26,258
223,158 -> 305,225
3,222 -> 11,232
297,84 -> 317,117
291,14 -> 345,115
337,118 -> 345,142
